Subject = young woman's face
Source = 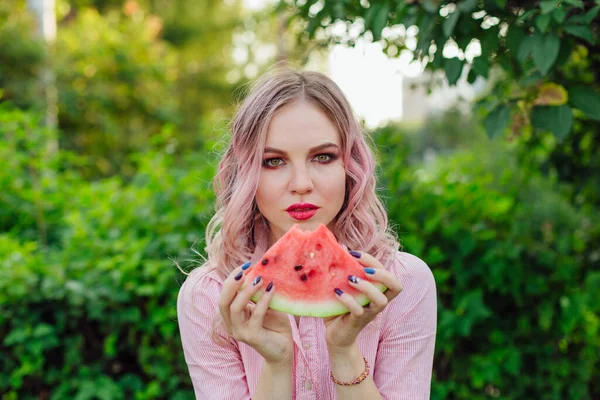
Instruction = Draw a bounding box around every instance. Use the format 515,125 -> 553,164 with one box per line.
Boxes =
256,99 -> 346,243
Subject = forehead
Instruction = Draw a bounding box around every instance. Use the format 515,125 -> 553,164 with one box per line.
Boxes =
265,100 -> 341,149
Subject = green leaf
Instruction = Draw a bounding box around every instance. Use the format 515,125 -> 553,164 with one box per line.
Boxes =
468,68 -> 478,84
517,34 -> 536,64
364,4 -> 381,28
531,104 -> 573,140
444,57 -> 463,85
531,32 -> 560,75
554,38 -> 574,69
569,86 -> 600,120
472,56 -> 489,78
522,71 -> 544,85
422,0 -> 439,13
371,4 -> 390,41
484,104 -> 510,139
540,0 -> 558,13
506,26 -> 525,54
585,6 -> 600,23
307,16 -> 321,38
552,6 -> 567,23
569,5 -> 600,24
536,14 -> 552,32
567,12 -> 591,24
481,26 -> 500,58
564,25 -> 595,44
517,9 -> 538,23
416,14 -> 436,55
443,11 -> 461,37
563,0 -> 584,8
458,0 -> 478,12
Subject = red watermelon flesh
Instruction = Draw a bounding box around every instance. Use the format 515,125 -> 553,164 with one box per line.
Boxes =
242,224 -> 387,317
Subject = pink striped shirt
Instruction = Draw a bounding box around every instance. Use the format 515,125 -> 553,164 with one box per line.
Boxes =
177,251 -> 437,399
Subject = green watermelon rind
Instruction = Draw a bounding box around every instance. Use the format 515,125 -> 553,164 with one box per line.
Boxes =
251,282 -> 388,318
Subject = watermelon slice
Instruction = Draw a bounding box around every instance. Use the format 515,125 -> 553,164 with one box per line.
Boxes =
242,224 -> 387,317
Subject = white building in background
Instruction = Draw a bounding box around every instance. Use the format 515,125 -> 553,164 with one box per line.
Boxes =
327,39 -> 487,127
402,68 -> 487,124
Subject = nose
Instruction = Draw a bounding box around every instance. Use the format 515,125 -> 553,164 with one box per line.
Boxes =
289,164 -> 314,195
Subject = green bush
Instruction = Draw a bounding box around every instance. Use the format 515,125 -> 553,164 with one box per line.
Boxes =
0,1 -> 45,109
376,127 -> 599,399
0,104 -> 214,399
1,104 -> 598,399
54,8 -> 180,178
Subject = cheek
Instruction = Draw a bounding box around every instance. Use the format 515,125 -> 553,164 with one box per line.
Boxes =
256,172 -> 282,208
320,165 -> 346,201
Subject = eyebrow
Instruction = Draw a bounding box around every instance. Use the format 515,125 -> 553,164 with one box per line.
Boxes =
263,142 -> 340,156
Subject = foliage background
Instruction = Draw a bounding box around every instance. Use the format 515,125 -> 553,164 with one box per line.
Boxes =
1,0 -> 598,399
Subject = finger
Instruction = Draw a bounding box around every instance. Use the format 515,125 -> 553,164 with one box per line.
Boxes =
362,267 -> 403,295
249,281 -> 275,329
230,275 -> 264,316
218,266 -> 247,322
333,287 -> 365,317
348,251 -> 385,270
347,275 -> 389,311
218,262 -> 252,323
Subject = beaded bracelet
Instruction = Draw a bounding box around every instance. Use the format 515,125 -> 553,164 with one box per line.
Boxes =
330,356 -> 370,386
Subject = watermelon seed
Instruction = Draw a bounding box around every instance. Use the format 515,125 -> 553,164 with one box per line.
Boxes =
310,252 -> 315,259
261,259 -> 268,266
294,265 -> 303,271
300,274 -> 308,282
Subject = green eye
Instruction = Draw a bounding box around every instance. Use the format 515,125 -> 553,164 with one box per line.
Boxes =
265,158 -> 283,167
315,154 -> 332,162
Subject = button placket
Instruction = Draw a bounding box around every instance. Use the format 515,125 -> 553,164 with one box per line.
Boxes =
290,314 -> 310,367
298,316 -> 318,396
304,379 -> 313,390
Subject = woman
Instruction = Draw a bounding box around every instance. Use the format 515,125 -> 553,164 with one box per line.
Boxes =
177,67 -> 437,399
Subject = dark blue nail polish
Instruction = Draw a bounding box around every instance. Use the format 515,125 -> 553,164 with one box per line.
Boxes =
364,267 -> 376,275
349,250 -> 361,258
334,288 -> 343,296
241,261 -> 251,270
235,271 -> 243,281
348,275 -> 360,284
252,276 -> 262,286
266,281 -> 273,292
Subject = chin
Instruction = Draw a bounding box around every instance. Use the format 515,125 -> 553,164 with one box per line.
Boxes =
290,219 -> 332,231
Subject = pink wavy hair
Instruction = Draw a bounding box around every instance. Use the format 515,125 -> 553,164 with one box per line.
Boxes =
202,66 -> 400,281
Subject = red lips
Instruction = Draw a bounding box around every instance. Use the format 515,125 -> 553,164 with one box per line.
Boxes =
286,203 -> 318,211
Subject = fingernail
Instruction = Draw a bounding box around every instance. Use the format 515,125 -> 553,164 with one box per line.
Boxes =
241,261 -> 251,270
349,250 -> 361,258
266,281 -> 273,292
348,275 -> 360,284
364,268 -> 376,275
334,288 -> 343,296
235,271 -> 243,281
252,276 -> 262,286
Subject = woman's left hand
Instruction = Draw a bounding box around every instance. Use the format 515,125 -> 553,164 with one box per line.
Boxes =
323,251 -> 403,353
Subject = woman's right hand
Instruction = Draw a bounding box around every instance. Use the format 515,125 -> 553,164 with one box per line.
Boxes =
218,264 -> 294,367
